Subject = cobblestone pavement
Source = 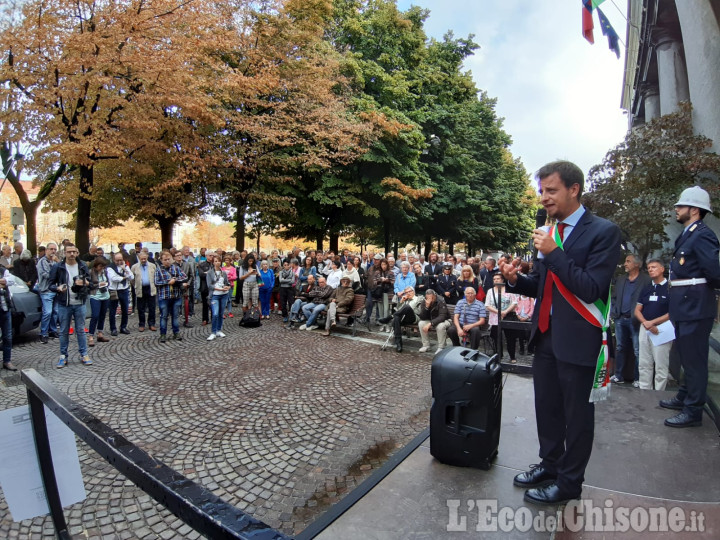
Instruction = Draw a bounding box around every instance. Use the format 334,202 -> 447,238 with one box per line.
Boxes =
0,309 -> 433,538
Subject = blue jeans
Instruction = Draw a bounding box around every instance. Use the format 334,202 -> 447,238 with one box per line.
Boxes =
210,293 -> 230,333
109,288 -> 130,332
614,317 -> 639,381
89,297 -> 108,335
302,303 -> 327,327
158,297 -> 182,335
0,309 -> 12,363
290,299 -> 307,320
58,303 -> 88,357
40,291 -> 58,336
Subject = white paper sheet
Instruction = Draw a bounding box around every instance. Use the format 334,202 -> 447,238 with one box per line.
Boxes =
648,320 -> 676,346
0,405 -> 86,522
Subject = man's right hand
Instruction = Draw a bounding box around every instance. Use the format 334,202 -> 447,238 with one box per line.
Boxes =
498,261 -> 518,285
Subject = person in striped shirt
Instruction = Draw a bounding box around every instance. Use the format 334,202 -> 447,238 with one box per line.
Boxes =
447,287 -> 487,350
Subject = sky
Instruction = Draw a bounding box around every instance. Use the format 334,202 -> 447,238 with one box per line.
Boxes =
396,0 -> 630,181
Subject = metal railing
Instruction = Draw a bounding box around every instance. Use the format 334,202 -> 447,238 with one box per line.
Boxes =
21,368 -> 291,540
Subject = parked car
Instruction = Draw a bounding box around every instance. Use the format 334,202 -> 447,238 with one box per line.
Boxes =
9,280 -> 43,335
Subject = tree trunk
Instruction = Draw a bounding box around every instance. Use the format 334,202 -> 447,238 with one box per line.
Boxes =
383,218 -> 390,255
329,233 -> 339,253
75,164 -> 93,255
424,235 -> 431,259
467,241 -> 473,258
235,198 -> 246,252
448,242 -> 454,255
316,233 -> 323,251
157,216 -> 177,249
393,239 -> 399,258
24,204 -> 39,255
256,230 -> 260,254
416,244 -> 421,255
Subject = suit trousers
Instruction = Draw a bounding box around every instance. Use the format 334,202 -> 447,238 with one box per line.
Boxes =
674,318 -> 713,419
532,327 -> 596,496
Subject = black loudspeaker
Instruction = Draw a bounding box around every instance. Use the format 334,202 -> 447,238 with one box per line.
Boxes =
430,347 -> 502,470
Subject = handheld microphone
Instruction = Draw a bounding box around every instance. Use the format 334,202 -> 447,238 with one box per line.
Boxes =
532,208 -> 547,259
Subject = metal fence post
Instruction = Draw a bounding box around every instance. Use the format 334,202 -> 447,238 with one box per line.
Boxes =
26,387 -> 72,540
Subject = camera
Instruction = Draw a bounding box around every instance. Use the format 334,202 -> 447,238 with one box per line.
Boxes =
98,286 -> 108,294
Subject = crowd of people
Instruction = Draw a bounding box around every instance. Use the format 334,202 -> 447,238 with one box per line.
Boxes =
0,239 -> 543,370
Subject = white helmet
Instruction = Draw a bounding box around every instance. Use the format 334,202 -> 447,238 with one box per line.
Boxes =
675,186 -> 712,213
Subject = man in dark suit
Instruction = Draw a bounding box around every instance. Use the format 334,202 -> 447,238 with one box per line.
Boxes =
499,160 -> 621,505
661,186 -> 720,428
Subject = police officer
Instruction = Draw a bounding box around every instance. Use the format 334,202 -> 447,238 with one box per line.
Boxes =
661,186 -> 720,428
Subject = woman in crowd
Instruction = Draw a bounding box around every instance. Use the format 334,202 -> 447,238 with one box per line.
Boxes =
413,262 -> 429,296
353,256 -> 366,290
258,259 -> 275,319
342,258 -> 362,291
326,260 -> 343,289
222,254 -> 238,318
485,273 -> 519,363
456,264 -> 485,302
87,257 -> 111,346
238,253 -> 260,313
197,252 -> 213,325
299,256 -> 317,288
373,258 -> 395,332
207,253 -> 232,340
270,258 -> 282,314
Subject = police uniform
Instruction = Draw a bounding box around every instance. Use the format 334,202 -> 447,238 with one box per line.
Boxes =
667,216 -> 720,424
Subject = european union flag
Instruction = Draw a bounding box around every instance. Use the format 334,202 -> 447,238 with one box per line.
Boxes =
597,7 -> 621,58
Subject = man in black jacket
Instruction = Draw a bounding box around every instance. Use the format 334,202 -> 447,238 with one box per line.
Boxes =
49,244 -> 93,368
418,290 -> 450,354
609,254 -> 651,386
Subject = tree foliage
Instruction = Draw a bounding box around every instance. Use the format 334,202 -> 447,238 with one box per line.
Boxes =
585,102 -> 720,262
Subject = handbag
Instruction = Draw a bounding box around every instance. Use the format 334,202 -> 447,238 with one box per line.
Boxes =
109,289 -> 118,301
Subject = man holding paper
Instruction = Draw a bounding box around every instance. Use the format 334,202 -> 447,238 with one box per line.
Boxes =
635,258 -> 672,390
661,186 -> 720,428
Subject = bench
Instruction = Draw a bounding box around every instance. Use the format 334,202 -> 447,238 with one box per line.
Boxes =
395,303 -> 494,354
334,294 -> 369,336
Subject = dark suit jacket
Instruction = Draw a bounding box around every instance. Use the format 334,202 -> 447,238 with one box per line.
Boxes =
610,272 -> 651,325
669,220 -> 720,322
512,209 -> 622,367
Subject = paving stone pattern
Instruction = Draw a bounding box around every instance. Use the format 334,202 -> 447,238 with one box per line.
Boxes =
0,311 -> 432,538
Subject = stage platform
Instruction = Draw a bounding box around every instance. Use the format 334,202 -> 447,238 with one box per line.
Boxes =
311,373 -> 720,539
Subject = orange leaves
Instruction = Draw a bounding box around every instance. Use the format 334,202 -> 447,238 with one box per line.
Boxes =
380,176 -> 434,208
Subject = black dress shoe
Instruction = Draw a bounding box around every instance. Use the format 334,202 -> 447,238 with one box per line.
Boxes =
513,465 -> 557,488
111,330 -> 118,337
659,397 -> 684,410
120,328 -> 131,335
377,316 -> 392,324
664,412 -> 702,428
524,483 -> 580,506
48,331 -> 60,339
395,338 -> 403,353
40,335 -> 49,344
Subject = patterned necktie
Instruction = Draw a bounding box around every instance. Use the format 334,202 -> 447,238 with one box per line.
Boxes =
537,223 -> 566,333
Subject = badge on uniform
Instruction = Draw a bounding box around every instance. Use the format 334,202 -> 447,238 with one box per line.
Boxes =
679,257 -> 685,265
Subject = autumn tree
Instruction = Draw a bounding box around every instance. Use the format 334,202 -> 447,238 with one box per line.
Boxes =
0,0 -> 243,253
585,102 -> 720,262
206,0 -> 373,251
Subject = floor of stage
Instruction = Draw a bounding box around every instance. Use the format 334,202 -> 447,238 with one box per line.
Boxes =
313,374 -> 720,539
